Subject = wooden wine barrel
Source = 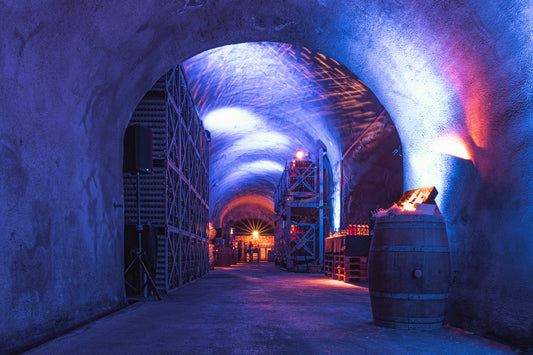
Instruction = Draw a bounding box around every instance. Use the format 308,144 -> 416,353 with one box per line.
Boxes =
208,244 -> 215,269
368,214 -> 451,330
217,247 -> 232,267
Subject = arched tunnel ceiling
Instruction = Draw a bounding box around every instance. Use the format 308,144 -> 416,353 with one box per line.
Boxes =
1,1 -> 532,349
183,42 -> 398,228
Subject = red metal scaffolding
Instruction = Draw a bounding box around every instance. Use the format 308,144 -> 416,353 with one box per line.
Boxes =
274,149 -> 330,272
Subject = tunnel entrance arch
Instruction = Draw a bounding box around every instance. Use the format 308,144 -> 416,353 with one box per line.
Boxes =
232,218 -> 275,262
105,2 -> 530,345
123,41 -> 404,288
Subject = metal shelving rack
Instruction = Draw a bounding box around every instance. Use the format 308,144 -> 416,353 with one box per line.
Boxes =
274,149 -> 329,272
124,65 -> 209,293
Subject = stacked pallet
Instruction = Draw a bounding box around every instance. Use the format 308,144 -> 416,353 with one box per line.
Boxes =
324,254 -> 334,277
323,234 -> 371,284
123,66 -> 209,295
344,256 -> 368,283
334,255 -> 345,280
326,254 -> 368,283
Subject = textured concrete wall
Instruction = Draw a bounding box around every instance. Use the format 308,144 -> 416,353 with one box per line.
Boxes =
1,0 -> 532,351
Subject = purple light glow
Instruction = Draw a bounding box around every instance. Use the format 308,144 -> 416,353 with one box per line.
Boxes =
183,42 -> 395,228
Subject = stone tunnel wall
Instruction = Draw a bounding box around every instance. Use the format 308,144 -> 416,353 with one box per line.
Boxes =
1,0 -> 532,351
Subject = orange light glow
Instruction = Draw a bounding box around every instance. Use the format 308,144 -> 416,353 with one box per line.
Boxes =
402,191 -> 429,211
252,230 -> 259,238
295,150 -> 304,159
433,132 -> 472,160
218,195 -> 275,226
305,278 -> 367,290
443,48 -> 489,151
395,187 -> 438,213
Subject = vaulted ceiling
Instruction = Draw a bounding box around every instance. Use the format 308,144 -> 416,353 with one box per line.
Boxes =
183,42 -> 402,229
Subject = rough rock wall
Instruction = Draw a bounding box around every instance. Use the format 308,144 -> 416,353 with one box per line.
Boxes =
342,115 -> 404,225
1,0 -> 532,351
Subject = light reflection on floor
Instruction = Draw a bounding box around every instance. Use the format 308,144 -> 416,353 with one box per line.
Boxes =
306,277 -> 368,290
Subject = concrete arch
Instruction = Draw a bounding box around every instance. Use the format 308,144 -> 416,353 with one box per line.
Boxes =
1,0 -> 532,351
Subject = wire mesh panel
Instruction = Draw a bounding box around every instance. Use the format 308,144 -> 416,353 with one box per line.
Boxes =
288,160 -> 317,194
275,159 -> 318,213
164,65 -> 209,290
274,216 -> 286,267
123,80 -> 167,226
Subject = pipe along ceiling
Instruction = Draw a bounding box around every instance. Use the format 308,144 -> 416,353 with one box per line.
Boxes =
183,42 -> 401,230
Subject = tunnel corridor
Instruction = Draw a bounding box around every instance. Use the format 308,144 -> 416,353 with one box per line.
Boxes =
183,42 -> 403,231
121,43 -> 402,296
2,1 -> 533,352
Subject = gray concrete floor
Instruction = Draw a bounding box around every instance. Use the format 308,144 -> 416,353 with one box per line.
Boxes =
26,263 -> 517,354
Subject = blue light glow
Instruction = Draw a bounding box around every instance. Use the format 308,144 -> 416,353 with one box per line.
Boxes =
240,160 -> 285,173
184,42 -> 394,229
203,107 -> 262,134
219,161 -> 284,186
363,23 -> 472,209
232,132 -> 291,152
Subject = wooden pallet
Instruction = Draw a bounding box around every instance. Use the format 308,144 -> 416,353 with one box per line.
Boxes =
324,252 -> 369,284
345,256 -> 368,264
333,254 -> 345,280
345,256 -> 368,277
345,276 -> 368,283
337,273 -> 368,283
345,256 -> 368,276
324,254 -> 334,278
346,269 -> 368,277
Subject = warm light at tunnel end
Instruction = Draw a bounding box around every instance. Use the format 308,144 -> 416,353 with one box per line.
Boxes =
218,195 -> 275,227
252,230 -> 259,238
